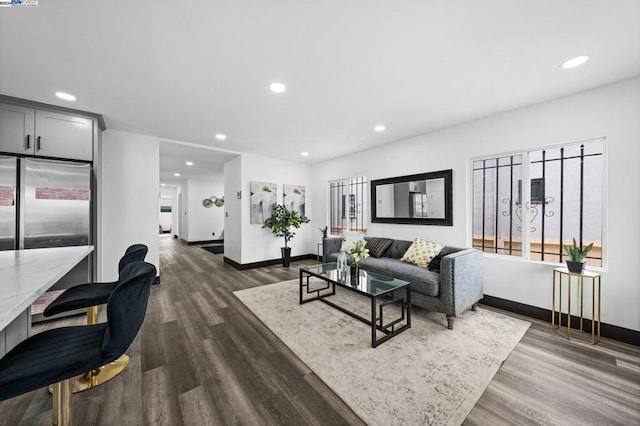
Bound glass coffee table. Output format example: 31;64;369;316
299;262;411;348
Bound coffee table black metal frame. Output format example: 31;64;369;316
299;263;411;348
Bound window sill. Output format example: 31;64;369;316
480;252;608;273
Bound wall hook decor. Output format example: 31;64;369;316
203;196;224;208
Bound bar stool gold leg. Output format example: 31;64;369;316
72;354;130;392
52;378;72;426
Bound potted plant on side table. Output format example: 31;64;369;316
263;204;310;267
564;238;594;274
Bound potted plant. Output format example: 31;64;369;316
263;204;310;267
563;238;593;274
319;226;328;240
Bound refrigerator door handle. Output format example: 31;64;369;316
36;136;42;151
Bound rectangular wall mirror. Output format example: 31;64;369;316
371;169;453;226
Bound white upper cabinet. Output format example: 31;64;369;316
0;103;93;161
0;103;35;156
34;110;93;160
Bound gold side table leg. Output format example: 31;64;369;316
552;271;556;329
567;275;573;339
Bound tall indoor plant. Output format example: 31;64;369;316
262;204;310;267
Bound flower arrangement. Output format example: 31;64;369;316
347;239;369;267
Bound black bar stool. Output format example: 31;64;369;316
0;261;157;426
43;244;148;393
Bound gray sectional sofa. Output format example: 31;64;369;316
322;236;483;329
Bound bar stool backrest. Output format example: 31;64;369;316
117;244;149;277
100;261;156;361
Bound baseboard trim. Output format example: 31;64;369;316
481;295;639;347
223;254;316;270
187;239;224;245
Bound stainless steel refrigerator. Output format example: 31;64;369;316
0;155;92;321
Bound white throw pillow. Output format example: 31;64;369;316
341;230;365;252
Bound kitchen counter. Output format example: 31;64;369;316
0;246;94;355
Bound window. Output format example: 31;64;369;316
472;138;604;267
329;176;367;235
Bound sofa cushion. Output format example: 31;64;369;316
361;257;440;297
341;231;365;252
365;238;393;258
400;238;444;268
383;239;414;259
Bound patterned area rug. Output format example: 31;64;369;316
31;290;65;315
234;279;530;426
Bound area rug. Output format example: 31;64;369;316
201;244;224;254
31;290;65;315
234;279;530;426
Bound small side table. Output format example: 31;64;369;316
552;267;601;345
316;241;323;262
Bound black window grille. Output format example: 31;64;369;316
472;138;604;267
330;177;367;235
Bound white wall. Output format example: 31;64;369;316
224;156;242;263
239;153;313;264
99;129;160;280
311;77;640;331
185;179;224;242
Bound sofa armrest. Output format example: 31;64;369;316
322;237;343;262
440;249;484;316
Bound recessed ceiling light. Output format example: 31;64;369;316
374;125;386;132
185;161;194;166
215;134;227;140
161;183;166;187
561;55;590;69
174;173;181;177
55;91;76;101
270;82;286;93
301;152;309;157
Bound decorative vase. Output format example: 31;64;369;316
350;265;359;284
566;260;585;274
337;250;348;272
281;247;291;268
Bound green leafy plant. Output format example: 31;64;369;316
262;204;310;248
347;239;369;267
564;238;594;262
319;226;328;239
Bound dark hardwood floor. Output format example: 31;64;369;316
1;236;638;425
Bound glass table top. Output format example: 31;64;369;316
301;262;410;297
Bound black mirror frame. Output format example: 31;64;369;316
370;169;453;226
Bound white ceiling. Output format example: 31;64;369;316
159;141;238;187
1;1;639;167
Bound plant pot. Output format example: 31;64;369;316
566;260;585;274
281;247;291;267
